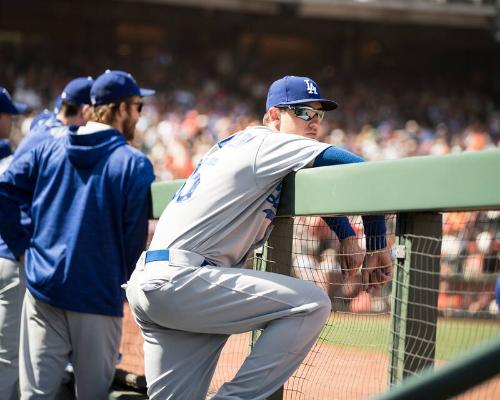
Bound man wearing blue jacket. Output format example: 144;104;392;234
0;70;155;399
14;76;94;160
0;87;29;400
0;77;93;399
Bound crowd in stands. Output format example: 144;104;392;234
2;42;499;181
7;78;500;181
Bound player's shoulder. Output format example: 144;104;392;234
115;143;153;170
244;125;274;137
117;143;148;159
217;126;272;148
29;110;54;131
12;134;66;168
33;134;68;158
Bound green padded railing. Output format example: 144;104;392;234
151;148;500;218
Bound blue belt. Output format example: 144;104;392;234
145;249;212;266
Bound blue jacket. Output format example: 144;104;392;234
0;114;64;261
0;126;155;316
14;113;64;160
0;139;11;160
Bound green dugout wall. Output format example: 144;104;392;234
152;148;500;219
150;148;500;398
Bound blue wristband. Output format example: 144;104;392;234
362;215;387;251
323;216;355;240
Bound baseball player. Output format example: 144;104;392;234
0;87;29;400
14;76;94;160
26;96;62;134
0;78;92;398
126;75;392;400
0;70;155;399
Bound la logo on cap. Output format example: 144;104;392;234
304;79;318;95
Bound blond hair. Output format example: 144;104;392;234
88;97;132;125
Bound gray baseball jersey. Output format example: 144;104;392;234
149;125;330;267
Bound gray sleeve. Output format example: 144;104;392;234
253;132;330;188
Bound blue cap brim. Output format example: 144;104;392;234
279;98;338;111
12;102;29;114
139;88;155;98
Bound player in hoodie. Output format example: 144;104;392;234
0;86;29;400
0;78;93;398
0;70;155;399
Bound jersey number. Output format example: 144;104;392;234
174;163;201;202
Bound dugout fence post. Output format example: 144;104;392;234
389;212;442;385
252;216;294;400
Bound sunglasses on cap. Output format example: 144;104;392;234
278;105;325;122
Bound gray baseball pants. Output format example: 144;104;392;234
0;257;25;400
19;291;122;400
126;250;331;400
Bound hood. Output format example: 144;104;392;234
66;127;126;168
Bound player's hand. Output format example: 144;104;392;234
338;236;364;278
361;248;392;292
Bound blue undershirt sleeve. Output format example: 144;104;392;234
312;146;365;167
313;146;387;250
322;216;355;240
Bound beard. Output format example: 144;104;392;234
122;115;136;141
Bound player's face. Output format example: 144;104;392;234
122;96;142;141
0;113;13;139
278;101;323;139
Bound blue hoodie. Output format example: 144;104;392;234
0;114;65;262
0;126;155;316
0;139;11;160
14;113;65;160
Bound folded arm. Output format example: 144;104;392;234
313;146;392;287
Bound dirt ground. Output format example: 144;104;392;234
208;333;388;399
208;333;500;400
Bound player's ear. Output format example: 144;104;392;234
118;101;128;116
269;107;281;130
269;107;279;121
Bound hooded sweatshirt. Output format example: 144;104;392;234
0;124;155;316
0;139;11;161
0;114;64;262
0;139;12;174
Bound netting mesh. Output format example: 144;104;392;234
117;211;500;399
261;215;395;400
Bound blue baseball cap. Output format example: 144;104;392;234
266;76;338;112
90;70;155;106
0;87;29;115
61;76;94;106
